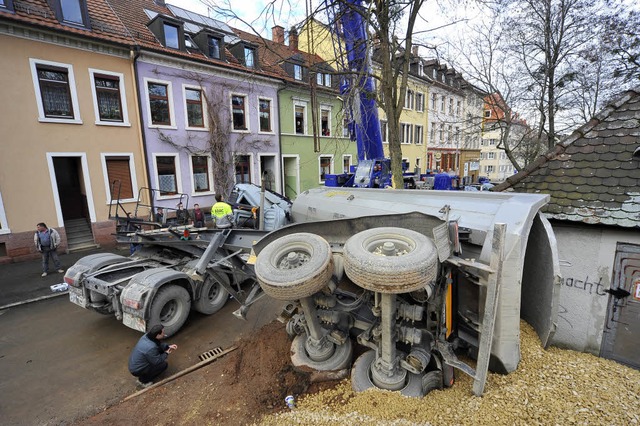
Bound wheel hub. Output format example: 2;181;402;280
304;336;335;362
370;357;407;391
278;251;310;269
373;241;409;256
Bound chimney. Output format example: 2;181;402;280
412;45;419;56
289;27;298;50
272;26;285;44
154;0;166;6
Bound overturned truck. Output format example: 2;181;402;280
66;185;560;397
252;187;560;397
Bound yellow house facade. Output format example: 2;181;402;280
0;4;146;262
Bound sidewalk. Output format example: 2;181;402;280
0;246;126;309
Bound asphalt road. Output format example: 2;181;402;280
0;291;282;425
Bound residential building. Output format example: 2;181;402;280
0;0;147;262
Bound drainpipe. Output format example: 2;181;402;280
276;85;286;195
130;46;154;211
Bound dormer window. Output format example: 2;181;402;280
418;63;424;76
50;0;91;29
316;72;331;86
244;47;255;68
208;36;221;59
0;0;15;12
294;64;303;80
148;15;185;51
164;23;180;49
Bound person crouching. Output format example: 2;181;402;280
128;324;178;388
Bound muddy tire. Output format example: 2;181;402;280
194;272;229;315
255;233;333;300
343;227;438;294
351;350;424;397
290;333;353;371
422;370;444;395
149;285;191;337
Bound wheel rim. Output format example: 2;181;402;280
160;300;179;323
277;249;311;270
205;283;220;301
365;237;415;257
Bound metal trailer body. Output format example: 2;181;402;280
65;227;271;337
286;187;561;374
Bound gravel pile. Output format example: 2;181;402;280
258;321;640;425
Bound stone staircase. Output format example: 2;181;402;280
64;218;100;252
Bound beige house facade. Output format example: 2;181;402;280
0;4;146;263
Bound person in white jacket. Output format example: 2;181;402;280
34;222;64;277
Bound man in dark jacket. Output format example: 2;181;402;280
128;324;178;387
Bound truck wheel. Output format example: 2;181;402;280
194;272;229;315
290;333;353;371
343;227;438;294
351;350;423;397
422;370;443;395
255;233;333;300
149;285;191;337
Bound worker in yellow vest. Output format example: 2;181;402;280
210;194;235;229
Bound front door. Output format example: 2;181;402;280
53;157;89;221
600;243;640;369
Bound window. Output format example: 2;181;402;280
244;47;255;68
447;125;452;144
316;73;323;86
164;23;180;49
33;63;75;120
401;123;413;144
30;59;82;123
415;125;423;145
191;155;211;192
456;100;461;116
316;72;331;87
320;108;331;136
439;123;444;143
416;92;424;112
104;155;134;200
294;64;302;80
449;98;454;114
259;98;272;132
488;152;495;159
500;152;507;160
49;0;90;28
156;155;179;196
404;89;414;109
343;155;352;173
484;109;491;118
294;104;305;134
0;0;15;12
319;156;333;183
440;96;445;112
343;117;349;138
147;81;172;126
324;73;331;87
61;0;83;25
485;165;494;173
418;63;424;76
489;138;497;145
185;87;204;128
208;36;221;59
431;93;437;110
430;122;436;144
380;120;387;143
235;155;252;183
90;71;125;124
231;94;248;130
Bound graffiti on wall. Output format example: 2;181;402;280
561;276;607;296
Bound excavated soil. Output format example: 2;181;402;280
76;320;640;426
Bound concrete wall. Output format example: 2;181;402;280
550;221;640;354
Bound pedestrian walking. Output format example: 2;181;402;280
128;324;178;388
34;222;64;277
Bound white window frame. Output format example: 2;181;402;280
293;99;307;135
230;92;250;133
144;77;176;129
152;153;183;200
415;125;423;145
416;92;424;112
294;64;302;80
234;153;254;184
320;105;332;137
100;153;138;204
257;96;275;134
431;93;437;110
404;89;414;110
89;68;130;127
0;191;10;235
342;154;353;174
29;58;82;124
380;119;388;144
318;155;334;184
488;152;495;160
401;123;412;144
188;153;215;196
182;84;208;131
